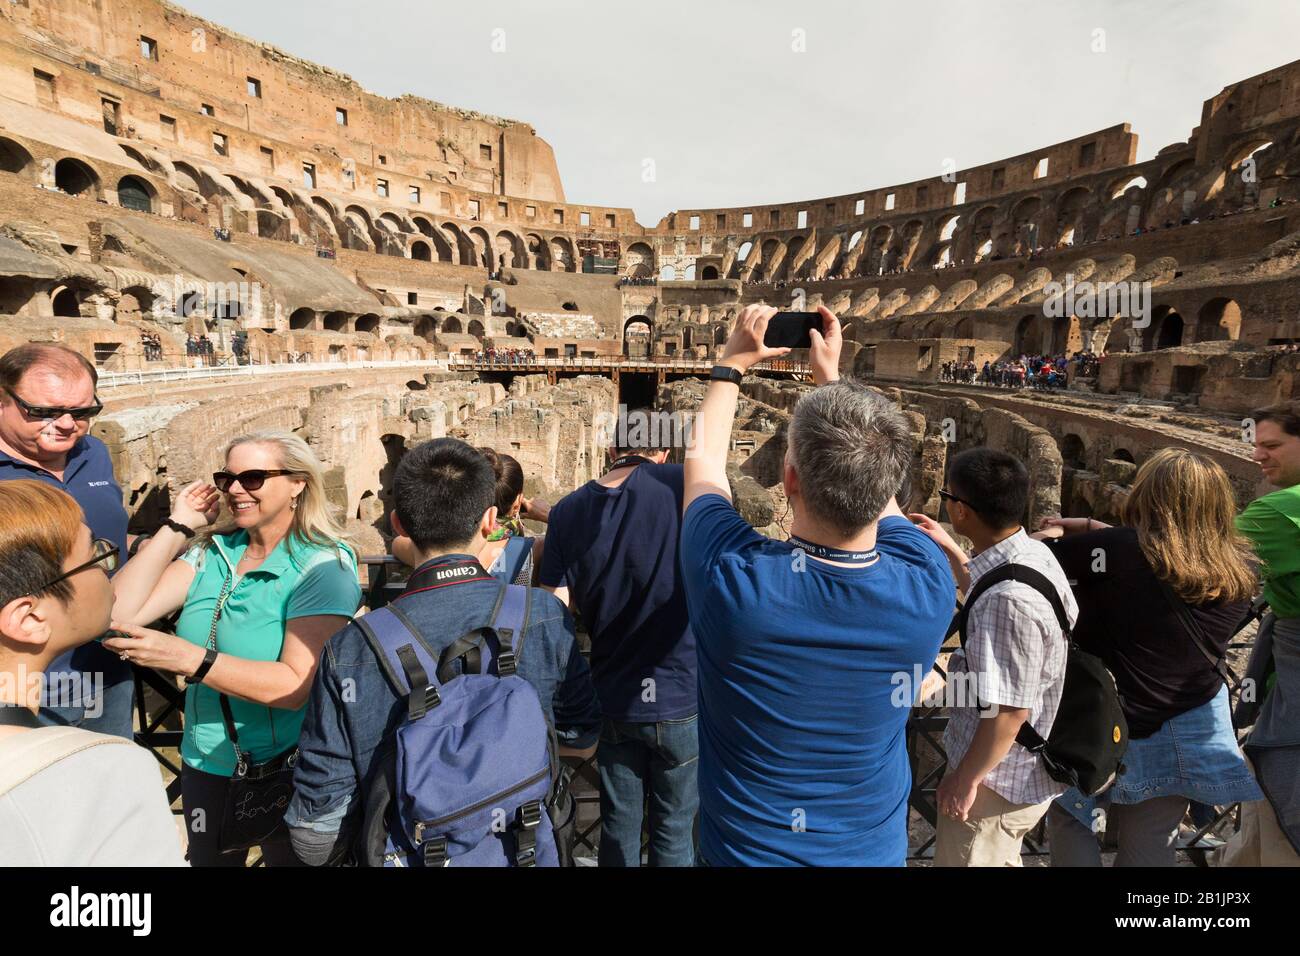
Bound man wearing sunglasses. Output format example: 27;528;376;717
0;344;133;740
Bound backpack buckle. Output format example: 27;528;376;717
496;641;517;677
408;684;440;720
518;800;542;830
422;836;449;867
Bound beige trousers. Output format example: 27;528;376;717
934;783;1055;867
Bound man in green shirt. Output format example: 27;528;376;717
1237;401;1300;618
1218;400;1300;866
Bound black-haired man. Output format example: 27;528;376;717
911;447;1077;866
286;437;601;865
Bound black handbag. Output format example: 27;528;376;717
202;569;299;854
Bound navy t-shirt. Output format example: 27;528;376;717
539;463;695;722
0;436;131;689
681;494;953;866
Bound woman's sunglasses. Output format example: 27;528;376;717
212;469;296;493
40;537;119;590
5;387;103;422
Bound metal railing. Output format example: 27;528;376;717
447;355;812;375
99;358;449;389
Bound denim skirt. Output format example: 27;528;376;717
1057;684;1263;827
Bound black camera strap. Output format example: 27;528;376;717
608;454;655;473
0;704;42;729
401;556;495;599
787;535;879;566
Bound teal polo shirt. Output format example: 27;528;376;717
176;530;361;775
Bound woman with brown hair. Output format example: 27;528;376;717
476;447;548;585
1034;447;1261;866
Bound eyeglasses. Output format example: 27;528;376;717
41;537;119;590
4;387;103;422
212;469;296;493
939;489;976;511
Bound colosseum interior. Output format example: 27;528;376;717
1;0;1296;560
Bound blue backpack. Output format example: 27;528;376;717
355;583;560;867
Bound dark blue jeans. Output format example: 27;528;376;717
597;714;699;867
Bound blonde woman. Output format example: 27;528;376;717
1033;447;1261;866
109;431;361;866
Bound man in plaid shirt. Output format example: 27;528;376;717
911;448;1077;866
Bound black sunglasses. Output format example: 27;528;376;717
4;387;103;422
939;489;976;511
41;537;119;590
212;469;296;493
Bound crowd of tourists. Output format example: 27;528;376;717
618;276;658;287
184;333;217;365
0;328;1296;869
473;347;536;365
941;354;1073;389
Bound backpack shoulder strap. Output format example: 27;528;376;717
954;562;1071;650
499;535;532;585
0;727;134;798
490;584;532;676
355;604;442;720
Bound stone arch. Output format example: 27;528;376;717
1148;305;1185;350
1059;433;1086;470
1109;174;1148;201
117;285;156;321
1010;196;1044;253
441;223;474;264
495;230;526;269
1013;314;1036;355
173;162;207;197
938;214;960;242
659;264;677;281
549;236;575;272
624;241;654;277
1195;297;1241;343
442;315;463;334
467;319;486;340
410;240;432;261
55;157;99;198
323;311;350;333
0;137;35;178
864;224;892;274
51;286;82;317
356;314;381;334
469;227;493;269
527;234;551;271
290;307;315;331
116;175;155;213
413;316;437;342
1053;186;1091;246
714;324;727;345
701;265;719;280
624;315;652;359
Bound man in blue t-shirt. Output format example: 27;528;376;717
682;305;953;866
0;344;133;739
540;415;698;866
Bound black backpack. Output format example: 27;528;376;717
952;563;1128;797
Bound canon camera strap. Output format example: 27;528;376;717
401;556;495;599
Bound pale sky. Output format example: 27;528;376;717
184;0;1300;227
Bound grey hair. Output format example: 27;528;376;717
787;380;912;530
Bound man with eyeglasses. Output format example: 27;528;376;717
0;343;133;739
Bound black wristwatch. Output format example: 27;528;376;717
186;647;218;685
709;364;744;386
162;518;196;539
